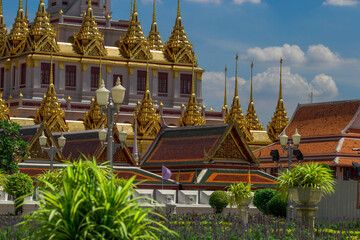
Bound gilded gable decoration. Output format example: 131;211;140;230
246;62;264;130
28;0;59;53
84;98;107;130
74;0;106;56
0;0;10;57
8;0;30;56
0;93;9;121
133;62;161;140
164;0;196;64
267;58;289;141
148;0;163;51
120;0;152;60
35;55;68;132
179;65;205;126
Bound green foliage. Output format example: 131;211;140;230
4;173;33;215
253;188;275;215
0;120;28;174
209;191;229;214
227;182;253;210
277;163;336;200
266;193;287;218
114;177;135;191
36;169;64;192
21;157;175;239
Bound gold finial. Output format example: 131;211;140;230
99;58;102;87
246;62;264;131
134;61;161;139
159;102;164;107
130;0;133;19
148;0;163;50
8;94;13;100
223;65;228;111
25;0;28;20
0;0;7;46
181;103;185;108
67;96;71;101
88;0;92;9
209;107;214;111
153;0;157;23
225;54;248;129
0;0;3;16
267;57;289;141
59;9;63;15
9;0;28;55
202;105;206;110
0;93;9;121
179;63;206;127
106;14;111;20
177;0;181;20
18;93;23;98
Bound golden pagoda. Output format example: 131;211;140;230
84;98;107;130
267;58;289;141
0;93;9;121
246;62;264;130
74;0;106;56
0;0;9;57
147;0;163;51
35;55;68;132
221;65;229;117
120;0;151;60
179;65;205;126
134;62;161;139
28;0;59;53
8;0;30;56
164;0;196;64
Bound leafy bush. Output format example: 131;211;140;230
36;169;64;192
227;182;253;210
4;173;33;215
277;163;336;200
209;191;229;214
22;157;175;239
267;193;287;218
253;188;275;215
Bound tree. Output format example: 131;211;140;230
0;120;28;174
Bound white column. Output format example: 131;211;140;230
33;62;40;90
173;73;180;98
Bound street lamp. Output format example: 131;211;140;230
280;129;302;221
39;131;66;172
96;78;127;166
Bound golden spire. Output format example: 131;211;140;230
99;58;102;87
25;0;28;21
130;0;133;20
120;0;151;60
0;93;9;121
148;0;163;50
84;98;107;130
35;54;69;132
0;0;8;57
179;64;206;126
164;0;196;64
222;65;229;115
246;62;264;130
225;54;246;127
267;58;289;141
8;0;29;55
29;0;59;53
74;0;106;56
134;61;161;139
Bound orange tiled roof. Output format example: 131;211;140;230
339;138;360;154
285;100;360;137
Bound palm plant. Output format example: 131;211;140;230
21;157;175;240
277;163;336;200
227;182;253;210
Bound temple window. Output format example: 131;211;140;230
0;68;4;91
65;65;76;90
137;70;146;93
41;63;55;88
20;63;26;88
113;74;122;86
90;67;100;91
180;73;192;94
158;72;168;96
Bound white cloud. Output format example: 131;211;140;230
323;0;358;6
310;74;338;100
243;44;354;69
233;0;261;4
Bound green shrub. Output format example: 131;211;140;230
266;193;287;218
21;157;176;239
253;188;275;215
4;173;33;215
209;191;229;214
36;169;64;192
227;182;253;210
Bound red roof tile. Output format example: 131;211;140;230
339;139;360;154
285;100;360;137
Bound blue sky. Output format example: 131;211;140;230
3;0;360;127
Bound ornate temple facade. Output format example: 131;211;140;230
0;0;204;122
